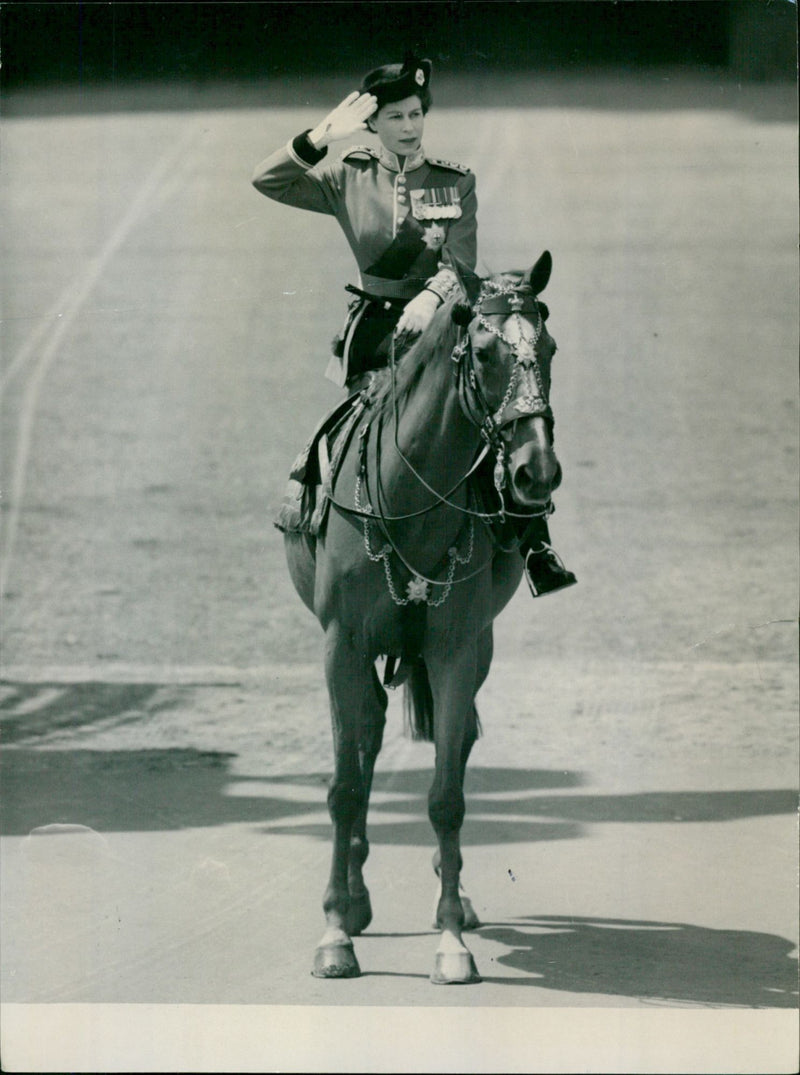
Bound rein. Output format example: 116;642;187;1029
326;280;556;602
389;282;555;523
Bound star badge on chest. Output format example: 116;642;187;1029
422;222;446;251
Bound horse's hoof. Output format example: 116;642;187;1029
430;950;482;985
312;942;361;979
345;891;373;936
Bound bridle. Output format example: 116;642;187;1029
394;278;557;521
459;284;553;444
327;280;558;603
328;281;557;525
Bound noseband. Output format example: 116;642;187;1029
451;281;554;504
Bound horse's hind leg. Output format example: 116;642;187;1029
346;665;387;936
312;624;372;979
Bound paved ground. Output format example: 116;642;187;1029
0;71;798;1072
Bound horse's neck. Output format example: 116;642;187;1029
379;347;478;508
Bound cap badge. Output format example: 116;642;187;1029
415;68;425;86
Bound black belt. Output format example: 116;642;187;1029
345;284;408;311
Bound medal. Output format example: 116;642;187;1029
411;187;462;221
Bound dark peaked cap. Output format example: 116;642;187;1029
360;55;432;109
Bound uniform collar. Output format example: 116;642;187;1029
378;144;426;173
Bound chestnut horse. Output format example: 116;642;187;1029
284;251;563;983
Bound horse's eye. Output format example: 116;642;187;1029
471;328;498;363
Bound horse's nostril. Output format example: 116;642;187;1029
511;464;552;506
509;445;561;505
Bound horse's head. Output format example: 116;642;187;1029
451;251;562;510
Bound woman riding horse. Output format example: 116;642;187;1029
251;54;574;597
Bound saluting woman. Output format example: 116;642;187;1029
252;55;574;596
252;55;473;389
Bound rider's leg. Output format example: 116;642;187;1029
343;298;406;392
518;513;577;598
474;455;576;599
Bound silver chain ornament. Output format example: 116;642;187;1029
355;474;475;607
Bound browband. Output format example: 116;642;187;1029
477;296;540;316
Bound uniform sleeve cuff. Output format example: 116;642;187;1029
289;131;328;168
425;267;460;303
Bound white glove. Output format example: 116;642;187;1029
309;92;378;149
395;290;441;341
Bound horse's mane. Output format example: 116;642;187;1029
362;294;463;415
361;270;532;416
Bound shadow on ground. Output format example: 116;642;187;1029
1;741;795;842
0;681;187;743
475;914;799;1009
261;785;798;846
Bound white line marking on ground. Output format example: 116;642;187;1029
0;125;199;598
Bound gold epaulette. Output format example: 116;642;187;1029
426;157;470;175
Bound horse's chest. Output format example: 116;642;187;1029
320;557;411;652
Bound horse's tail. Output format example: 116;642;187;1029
403;659;435;742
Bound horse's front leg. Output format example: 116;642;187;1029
426;645;482;984
345;664;387;936
431;627;493;933
313;624;371;979
431;725;481;932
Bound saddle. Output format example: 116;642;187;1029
274;391;366;536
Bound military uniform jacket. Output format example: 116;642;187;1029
253;137;477;381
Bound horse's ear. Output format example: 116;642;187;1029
443;250;482;307
528;250;552;296
461;267;482;307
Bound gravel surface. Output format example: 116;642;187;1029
1;72;797;1072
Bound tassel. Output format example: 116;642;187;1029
493;448;506;492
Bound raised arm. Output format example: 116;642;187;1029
306;91;378;152
251;92;377;214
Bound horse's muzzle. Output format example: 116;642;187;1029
508;429;562;508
